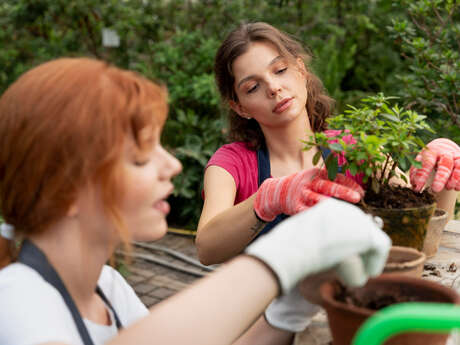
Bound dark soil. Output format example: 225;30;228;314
363;184;435;209
433;209;445;217
424;263;436;271
335;282;425;310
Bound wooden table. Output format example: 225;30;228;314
423;220;460;289
294;220;460;345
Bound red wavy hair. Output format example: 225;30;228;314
0;57;168;267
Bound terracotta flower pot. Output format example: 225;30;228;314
423;209;448;258
383;246;426;277
320;274;460;345
367;203;436;251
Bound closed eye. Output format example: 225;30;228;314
275;67;287;74
134;160;149;166
247;83;259;94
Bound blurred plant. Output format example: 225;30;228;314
1;0;454;228
388;0;460;142
145;31;225;228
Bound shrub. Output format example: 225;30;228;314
388;0;460;143
1;0;454;228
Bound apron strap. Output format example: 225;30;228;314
18;240;122;345
96;286;123;329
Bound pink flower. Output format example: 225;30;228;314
324;129;356;165
322;129;364;186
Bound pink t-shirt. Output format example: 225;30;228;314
205;139;363;205
205;142;258;204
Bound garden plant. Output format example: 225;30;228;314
304;93;436;250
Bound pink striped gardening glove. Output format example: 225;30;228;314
410;138;460;193
254;168;365;222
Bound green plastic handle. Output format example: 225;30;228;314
353;303;460;345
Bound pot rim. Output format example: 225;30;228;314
431;208;447;219
365;201;437;213
319;274;460;316
385;245;426;270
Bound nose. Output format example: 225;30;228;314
159;146;182;179
266;78;281;98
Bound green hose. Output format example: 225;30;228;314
353;303;460;345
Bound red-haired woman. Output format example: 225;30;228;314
0;57;391;345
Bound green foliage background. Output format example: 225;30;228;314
0;0;458;228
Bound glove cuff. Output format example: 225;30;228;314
253;209;268;224
264;311;313;333
254;178;280;222
264;290;320;333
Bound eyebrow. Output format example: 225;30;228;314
236;55;284;89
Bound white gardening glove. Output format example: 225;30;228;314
262;201;386;333
264;287;320;332
246;198;391;295
263;253;381;333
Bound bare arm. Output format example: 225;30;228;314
109;256;279;345
232;316;294;345
196;166;265;265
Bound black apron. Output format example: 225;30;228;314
254;145;334;239
18;239;123;345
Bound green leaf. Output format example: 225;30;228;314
312;150;322;166
399;156;409;171
326;154;339;181
400;174;408;184
381;113;400;122
349;163;358;176
330;143;344;152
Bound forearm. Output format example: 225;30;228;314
196;194;265;265
108;256;279;345
232;315;294;345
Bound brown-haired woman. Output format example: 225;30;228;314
0;57;391;345
195;22;369;343
197;22;365;265
196;21;459;342
197;20;459;264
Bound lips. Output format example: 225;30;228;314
154;200;170;215
153;186;174;215
273;97;293;114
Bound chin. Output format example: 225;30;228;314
134;222;168;242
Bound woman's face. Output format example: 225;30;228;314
119;130;182;241
230;41;308;128
77;129;182;244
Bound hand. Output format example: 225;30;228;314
254;168;365;222
264;286;320;333
246;198;391;294
410;138;460;193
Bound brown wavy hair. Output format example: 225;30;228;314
0;57;168;267
214;22;334;149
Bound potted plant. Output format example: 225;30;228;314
301;94;460;345
319;275;460;345
304;93;436;252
